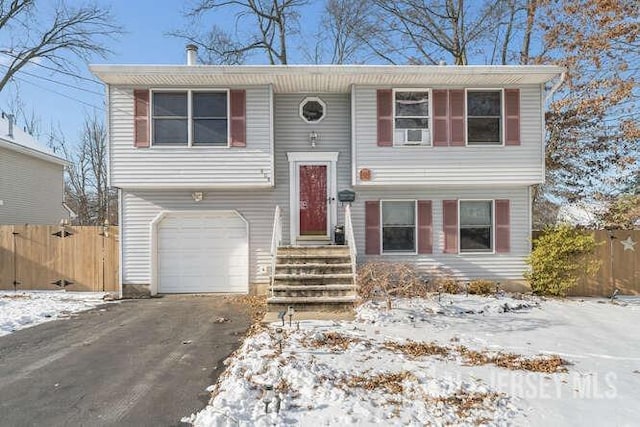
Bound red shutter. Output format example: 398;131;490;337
365;201;381;255
376;89;393;147
230;89;246;147
449;90;465;146
133;89;149;148
432;90;448;147
443;200;458;254
417;200;433;254
505;89;520;146
495;199;511;253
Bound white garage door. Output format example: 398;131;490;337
157;211;248;293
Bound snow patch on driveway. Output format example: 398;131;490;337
0;291;111;336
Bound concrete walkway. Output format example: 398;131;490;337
0;295;252;427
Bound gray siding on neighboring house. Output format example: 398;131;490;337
108;85;273;188
0;146;67;224
353;85;544;186
351;186;532;280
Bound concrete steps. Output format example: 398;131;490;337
267;245;356;313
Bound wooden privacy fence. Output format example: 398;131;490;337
0;225;118;292
572;230;640;297
534;229;640;296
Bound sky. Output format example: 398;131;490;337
0;0;332;149
0;0;312;149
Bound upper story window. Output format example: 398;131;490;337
152;90;228;146
394;90;430;146
300;97;326;123
459;200;493;252
467;90;502;145
382;200;416;253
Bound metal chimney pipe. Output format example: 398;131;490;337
186;44;198;65
7;114;14;138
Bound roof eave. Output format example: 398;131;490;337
0;138;69;166
89;64;566;88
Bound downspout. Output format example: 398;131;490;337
545;72;566;104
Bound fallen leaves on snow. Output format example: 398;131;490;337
384;339;569;373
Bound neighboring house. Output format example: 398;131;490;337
91;52;564;297
0;115;71;224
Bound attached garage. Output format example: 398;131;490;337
152;211;248;294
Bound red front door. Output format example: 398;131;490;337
299;165;327;236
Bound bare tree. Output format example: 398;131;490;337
322;0;371;64
370;0;508;65
0;1;120;93
175;0;307;65
51;114;116;225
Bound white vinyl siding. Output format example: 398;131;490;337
352;186;531;280
121;190;273;287
108;85;273;188
353;85;543;186
0;146;68;224
120;93;353;289
274;93;352;241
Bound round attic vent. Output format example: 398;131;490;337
299;97;326;123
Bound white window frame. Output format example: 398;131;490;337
458;199;495;254
150;88;231;148
392;88;432;147
299;96;326;124
465;88;505;147
380;199;418;255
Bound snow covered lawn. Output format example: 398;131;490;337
0;290;111;336
187;294;640;426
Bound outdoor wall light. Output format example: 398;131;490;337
309;130;318;148
192;192;203;202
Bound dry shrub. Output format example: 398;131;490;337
357;262;428;307
417;266;461;294
468;280;496;295
439;277;461;294
346;371;415;394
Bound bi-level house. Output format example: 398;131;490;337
91;48;564;303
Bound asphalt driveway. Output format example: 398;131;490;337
0;295;252;427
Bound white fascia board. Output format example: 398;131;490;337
89;64;567;88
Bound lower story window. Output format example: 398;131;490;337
382;201;416;252
459;200;493;252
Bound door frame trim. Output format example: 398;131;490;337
150;209;249;296
287;152;339;245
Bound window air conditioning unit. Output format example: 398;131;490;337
402;128;430;145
